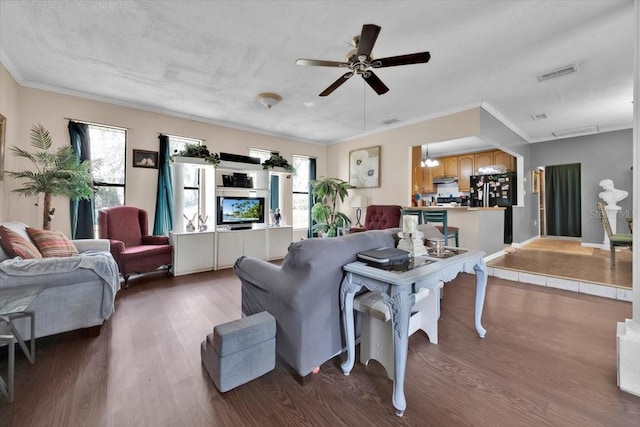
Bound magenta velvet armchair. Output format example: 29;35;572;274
98;206;172;287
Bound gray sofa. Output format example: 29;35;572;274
0;221;120;338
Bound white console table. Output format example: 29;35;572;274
340;249;487;417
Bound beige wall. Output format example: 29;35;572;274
327;108;481;221
0;64;20;221
0;63;327;235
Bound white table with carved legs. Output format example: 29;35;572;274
340;248;487;417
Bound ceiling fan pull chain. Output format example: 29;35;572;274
363;80;367;133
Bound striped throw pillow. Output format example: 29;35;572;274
26;227;78;258
0;225;43;259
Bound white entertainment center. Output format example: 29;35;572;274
169;156;292;276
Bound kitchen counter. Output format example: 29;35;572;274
419;206;506;211
403;206;505;256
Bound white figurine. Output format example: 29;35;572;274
598;179;628;208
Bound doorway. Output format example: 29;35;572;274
544;163;581;237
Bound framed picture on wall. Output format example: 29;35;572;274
133;149;158;169
531;170;540;194
349;145;380;188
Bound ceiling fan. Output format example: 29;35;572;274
296;24;431;97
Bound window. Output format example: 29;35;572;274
89;125;126;219
292;155;311;229
168;135;202;223
248;148;271;164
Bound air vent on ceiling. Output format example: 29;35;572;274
382;118;400;125
552;125;599;138
537;64;578;81
530;113;548;121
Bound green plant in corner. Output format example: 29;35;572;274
311;177;352;237
7;123;94;230
172;143;220;166
262;152;296;174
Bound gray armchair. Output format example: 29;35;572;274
234;229;398;379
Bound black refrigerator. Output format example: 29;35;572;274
469;172;517;244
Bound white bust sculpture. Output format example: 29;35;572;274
598;179;628;208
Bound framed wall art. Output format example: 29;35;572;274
531;170;540;194
349;145;380;188
133;149;158;169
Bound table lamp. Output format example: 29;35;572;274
350;196;364;227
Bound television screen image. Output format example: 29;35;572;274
218;197;265;226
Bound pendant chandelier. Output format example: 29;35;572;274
421;144;439;168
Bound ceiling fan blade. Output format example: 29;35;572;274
319;72;354;97
372;52;431;68
296;58;349;68
356;24;381;59
362;71;389;95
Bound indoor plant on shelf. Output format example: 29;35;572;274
261;152;296;174
311;177;352;237
171;143;220;166
7;123;94;230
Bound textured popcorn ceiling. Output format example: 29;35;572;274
0;1;634;149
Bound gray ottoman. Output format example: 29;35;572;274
201;311;276;392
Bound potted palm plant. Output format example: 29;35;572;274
6;124;94;229
311;177;352;237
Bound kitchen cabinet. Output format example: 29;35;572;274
411;146;424;193
422;165;435;193
474;152;493;172
441;157;458;177
457;154;474;192
493;150;516;171
411;146;515;198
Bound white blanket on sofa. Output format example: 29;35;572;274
0;251;120;318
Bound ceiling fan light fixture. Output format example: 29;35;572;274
256;92;282;109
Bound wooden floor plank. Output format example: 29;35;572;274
1;269;639;427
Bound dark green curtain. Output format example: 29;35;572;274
153;135;174;235
308;158;317;238
68;121;95;239
545;163;581;237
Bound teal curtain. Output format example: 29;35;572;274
153;135;174;235
545;163;581;237
308;158;317;238
270;175;279;211
68;121;95;239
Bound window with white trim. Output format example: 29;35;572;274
89;125;126;220
292;155;310;229
168;135;202;223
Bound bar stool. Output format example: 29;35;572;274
422;210;459;247
400;209;423;225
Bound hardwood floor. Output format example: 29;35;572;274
1;269;639;426
488;239;633;288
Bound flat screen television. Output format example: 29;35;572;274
217;196;265;228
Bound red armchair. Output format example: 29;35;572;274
351;205;402;233
98;206;172;287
